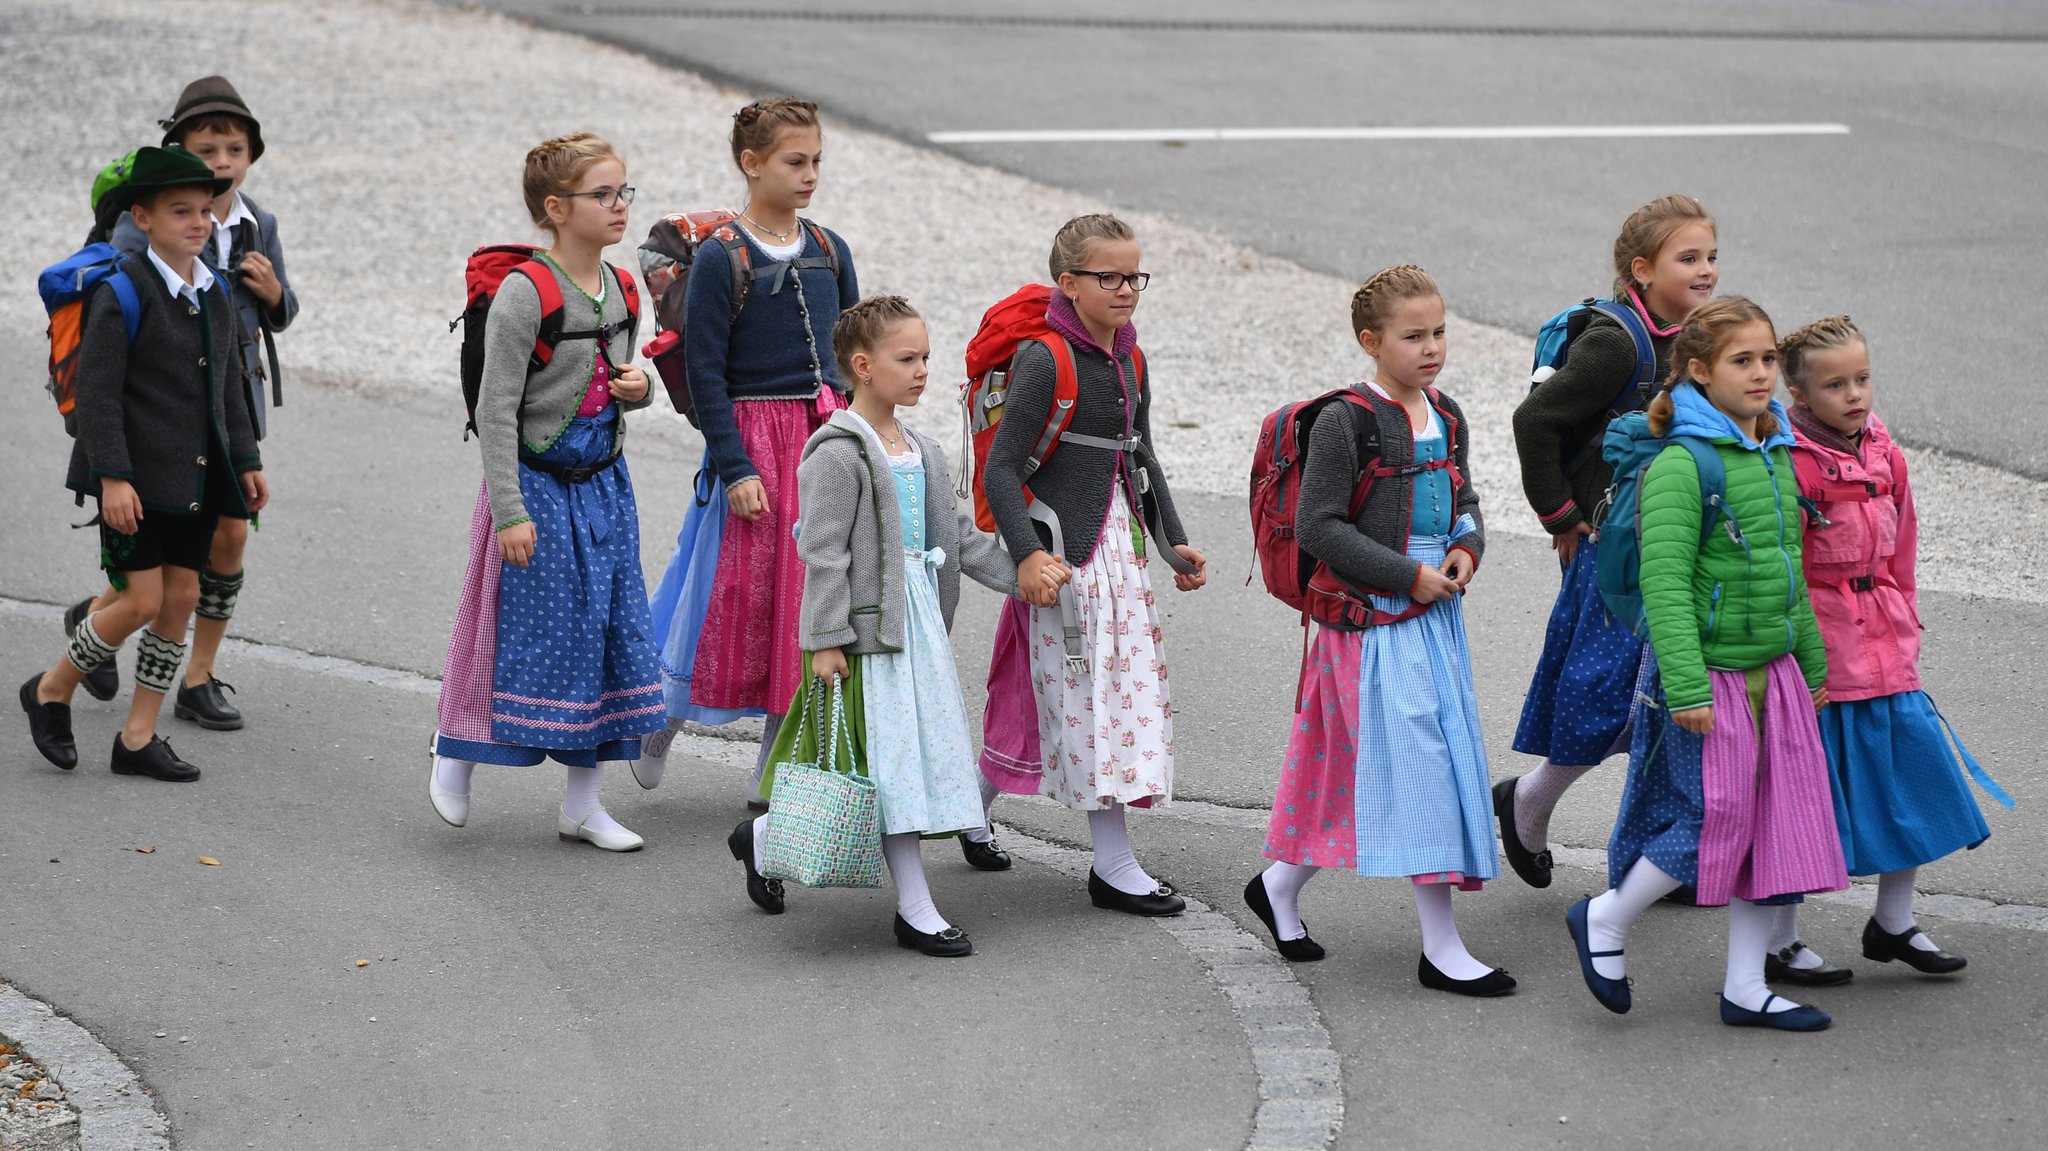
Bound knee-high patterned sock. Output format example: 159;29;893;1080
884;833;949;933
66;611;120;674
195;568;244;621
133;630;186;695
1512;759;1600;848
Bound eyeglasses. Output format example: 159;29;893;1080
1068;270;1150;292
563;186;637;208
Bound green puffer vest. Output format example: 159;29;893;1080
1637;388;1826;713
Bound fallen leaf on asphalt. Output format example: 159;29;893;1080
355;959;369;967
197;856;220;866
136;845;155;853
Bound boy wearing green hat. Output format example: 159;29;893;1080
68;75;299;731
20;145;270;782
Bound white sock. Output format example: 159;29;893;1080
751;814;769;872
884;833;950;934
1260;862;1319;941
752;712;784;783
433;756;474;796
561;765;629;836
1876;868;1939;950
1587;858;1683;981
963;777;1000;844
1727;899;1799;1013
1415;883;1493;981
1513;759;1598;848
1768;904;1827;968
1087;803;1158;895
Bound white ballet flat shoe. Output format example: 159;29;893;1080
428;754;470;828
630;751;667;790
641;726;676;761
557;808;644;852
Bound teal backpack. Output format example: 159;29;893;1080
1593;411;1729;637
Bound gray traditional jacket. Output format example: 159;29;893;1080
796;412;1017;654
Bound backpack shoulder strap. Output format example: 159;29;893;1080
1022;334;1080;476
508;260;567;369
800;219;841;278
713;224;752;324
106;269;142;344
1329;391;1383;519
1673;435;1729;545
1587;299;1657;406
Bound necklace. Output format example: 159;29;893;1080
739;210;799;243
877;419;904;449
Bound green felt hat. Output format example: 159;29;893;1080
100;145;233;213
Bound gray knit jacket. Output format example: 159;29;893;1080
476;260;648;529
67;254;261;516
981;334;1188;566
1297;386;1485;600
796;412;1018;654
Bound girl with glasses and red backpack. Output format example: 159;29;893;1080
1244;265;1511;995
642;98;859;800
428;133;664;851
973;214;1208;916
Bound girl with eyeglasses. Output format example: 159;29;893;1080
429;132;665;850
977;214;1209;917
643;98;860;799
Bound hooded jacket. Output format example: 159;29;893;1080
1787;411;1920;701
1637;383;1827;713
796;411;1018;655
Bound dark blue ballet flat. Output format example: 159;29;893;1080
1566;896;1632;1014
1719;994;1831;1032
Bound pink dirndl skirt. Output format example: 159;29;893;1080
436;482;504;753
690;391;845;714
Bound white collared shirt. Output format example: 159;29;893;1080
145;244;218;308
212;192;255;272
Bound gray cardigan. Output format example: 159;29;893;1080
67;254;261;516
981;335;1188;566
1297;386;1485;602
476;259;648;529
796;412;1018;654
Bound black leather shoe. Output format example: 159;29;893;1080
20;674;77;769
174;677;243;731
109;733;200;782
1764;941;1854;986
1418;954;1517;997
1243;874;1325;961
960;834;1012;872
63;599;118;703
894;914;973;957
727;819;785;915
1862;918;1966;974
1492;777;1553;889
1087;870;1185;917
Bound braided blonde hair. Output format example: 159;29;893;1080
1350;264;1439;337
521;131;620;231
1649;295;1779;437
832;294;922;381
1777;314;1863;391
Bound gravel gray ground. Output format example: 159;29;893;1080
6;0;2047;604
0;1029;79;1151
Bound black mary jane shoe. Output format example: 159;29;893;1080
1764;941;1855;986
174;677;244;731
63;598;119;703
1491;777;1553;890
20;674;78;770
1242;874;1325;962
1862;918;1967;974
108;733;200;782
1418;954;1517;998
960;834;1013;872
1087;870;1186;917
727;819;786;915
893;914;973;957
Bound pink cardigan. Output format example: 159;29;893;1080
1788;413;1920;702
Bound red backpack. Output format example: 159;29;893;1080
636;211;840;426
1248;385;1461;637
956;283;1145;534
453;244;640;437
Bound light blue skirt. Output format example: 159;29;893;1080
647;451;763;727
860;547;985;837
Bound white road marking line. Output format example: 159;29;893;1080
929;123;1852;144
